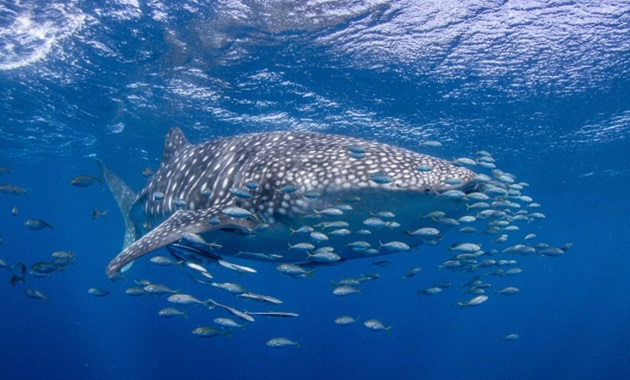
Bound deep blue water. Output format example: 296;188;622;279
1;1;630;379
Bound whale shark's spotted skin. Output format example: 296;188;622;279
102;128;478;279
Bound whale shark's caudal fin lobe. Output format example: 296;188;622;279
99;161;138;250
105;206;256;280
161;127;190;165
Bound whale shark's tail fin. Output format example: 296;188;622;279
99;161;139;251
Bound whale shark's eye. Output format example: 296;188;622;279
424;186;432;193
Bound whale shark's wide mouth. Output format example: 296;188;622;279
433;179;480;195
460;180;481;194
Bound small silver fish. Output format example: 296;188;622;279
247;311;299;318
87;288;110;297
210;282;248;294
379;241;410;252
218;259;257;273
457;295;489;308
192;326;229;338
125;287;146;296
275;264;314;278
363;217;386;229
334;315;357;325
150;256;181;266
420;140;442;148
500;333;520;341
158;307;187;319
278;183;299;193
238;180;256;191
348;241;371;251
364;319;393;334
310;231;329;243
229;186;254;199
24;289;49;301
495;287;520;295
417;287;443;296
167;293;212;307
221;206;254;218
307;251;341;263
333;285;362;296
212;301;255;322
453;157;477;166
70;175;101;187
214;317;245;329
408;227;441;238
267;337;300;348
316;208;344;217
402;267;422;279
449;242;481;253
143;284;179;295
25;219;53;231
238;292;283;304
368;171;393;185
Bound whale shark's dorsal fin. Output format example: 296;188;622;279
161;127;190;164
105;205;256;279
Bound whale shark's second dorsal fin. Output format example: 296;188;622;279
105;205;256;280
161;127;190;164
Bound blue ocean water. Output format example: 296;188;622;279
1;1;629;379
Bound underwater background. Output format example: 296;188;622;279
1;1;629;379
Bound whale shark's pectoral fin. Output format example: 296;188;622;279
105;206;255;280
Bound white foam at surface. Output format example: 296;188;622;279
0;3;86;71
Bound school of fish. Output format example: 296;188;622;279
0;134;571;346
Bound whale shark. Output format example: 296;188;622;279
102;128;479;279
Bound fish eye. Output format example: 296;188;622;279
424;186;432;193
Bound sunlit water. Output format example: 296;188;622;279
1;1;629;379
